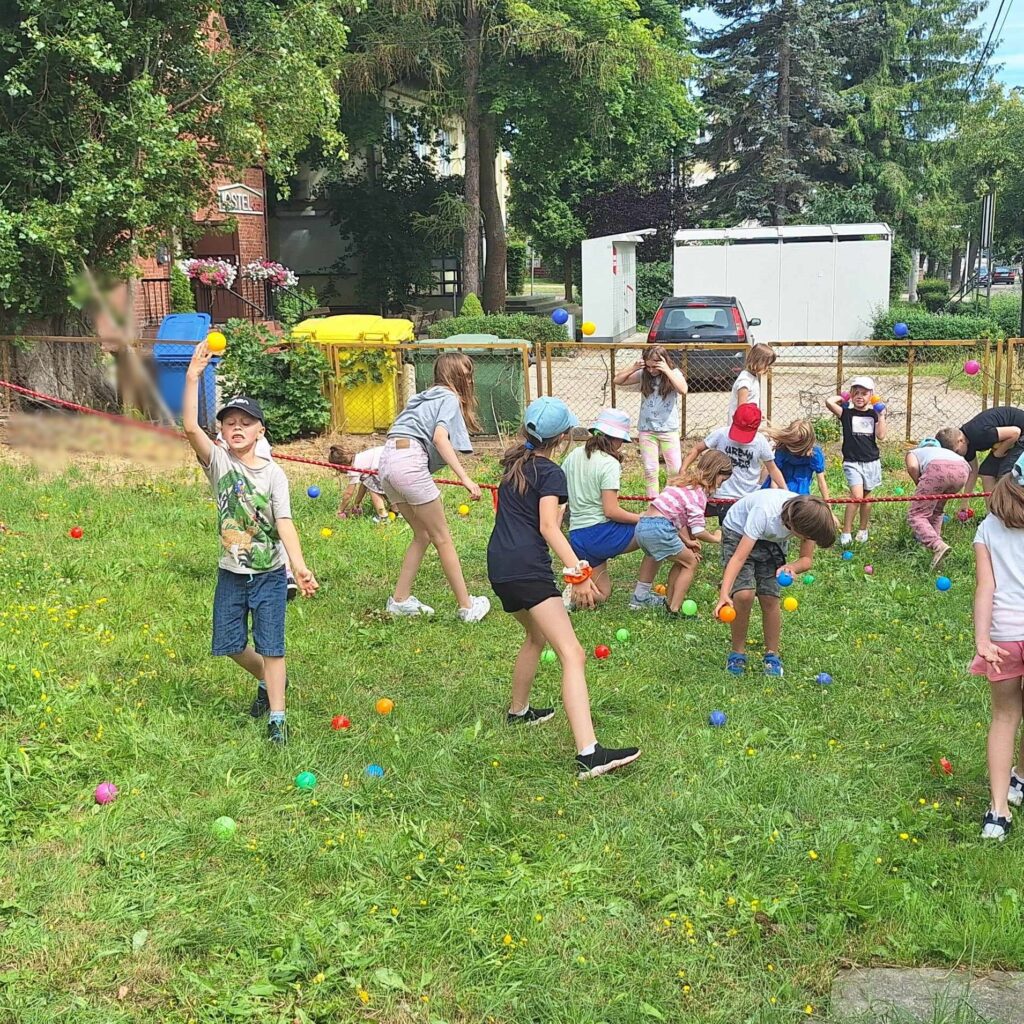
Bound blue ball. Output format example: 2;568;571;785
936;576;952;592
942;514;950;524
873;402;886;413
778;572;793;587
894;322;909;339
551;307;569;326
816;672;833;686
842;550;854;561
709;710;727;727
307;485;321;499
365;764;385;778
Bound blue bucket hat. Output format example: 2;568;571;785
524;397;578;444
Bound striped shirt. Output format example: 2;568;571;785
650;485;708;534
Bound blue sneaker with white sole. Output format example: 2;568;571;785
763;653;784;677
726;652;748;675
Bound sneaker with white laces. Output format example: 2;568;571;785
1010;768;1024;808
629;592;667;611
386;595;435;617
856;530;869;543
981;808;1012;840
576;743;641;779
840;532;852;547
457;595;491;623
507;706;555;726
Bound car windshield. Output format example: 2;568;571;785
663;306;735;334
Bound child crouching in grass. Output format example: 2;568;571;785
329;444;389;522
184;342;318;745
715;490;836;678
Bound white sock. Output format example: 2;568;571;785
634;581;653;599
509;705;529;717
578;742;596;757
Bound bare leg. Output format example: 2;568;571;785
988;676;1024;818
859;488;872;532
666;550;698;613
509;609;546;712
730;589;755;654
844;483;864;535
390;501;431;601
982;474;997;511
396;498;472;609
262;655;287;714
370;492;388;516
634;553;660;588
230;646;264;681
760;595;782;654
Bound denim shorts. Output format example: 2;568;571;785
212;567;287;657
634;515;684;561
569;521;636;566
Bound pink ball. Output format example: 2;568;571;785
964;359;981;376
864;565;874;575
956;509;970;522
841;391;850;402
94;781;118;805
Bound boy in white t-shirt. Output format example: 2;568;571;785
330;444;389;522
715;489;837;678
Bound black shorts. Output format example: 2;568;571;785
979;441;1024;479
490;577;561;613
705;500;731;522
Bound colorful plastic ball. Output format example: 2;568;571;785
783;597;799;612
893;322;909;339
816;673;833;686
802;573;815;584
320;527;333;538
942;514;950;524
654;584;667;596
581;321;597;336
375;697;394;716
873;402;886;413
615;628;630;643
69;526;84;539
841;391;850;402
709;710;727;727
864;564;874;575
541;649;557;663
894;487;905;496
682;599;698;616
936;576;952;591
842;550;854;561
966;508;976;518
551;307;569;326
939;756;954;775
964;359;981;376
718;605;737;623
365;764;385;778
94;781;118;805
294;771;317;791
206;330;227;353
331;714;350;731
594;644;611;660
957;509;970;522
307;486;321;499
871;394;882;405
211;815;237;839
778;572;793;587
458;504;470;516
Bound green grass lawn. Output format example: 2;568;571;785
1;449;1021;1024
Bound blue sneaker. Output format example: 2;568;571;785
763;653;784;677
726;652;747;675
629;592;667;611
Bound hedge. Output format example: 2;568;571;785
916;277;949;313
506;241;528;297
869;302;999;363
427;312;568;346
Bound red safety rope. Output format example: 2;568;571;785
619;491;989;505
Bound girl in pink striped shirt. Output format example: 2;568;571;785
631;450;734;615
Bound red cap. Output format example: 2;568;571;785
729;402;762;443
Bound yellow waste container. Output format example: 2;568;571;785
291;316;415;433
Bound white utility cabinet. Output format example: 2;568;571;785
582;228;656;342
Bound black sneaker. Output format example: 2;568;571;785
507;706;555;726
249;677;288;718
575;743;641;779
267;719;288;745
286;575;298;601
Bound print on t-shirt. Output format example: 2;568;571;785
214;471;278;570
723;442;755;473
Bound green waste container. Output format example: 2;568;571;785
408;334;526;434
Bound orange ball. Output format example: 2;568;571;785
654;583;667;596
718;605;737;623
375;697;394;716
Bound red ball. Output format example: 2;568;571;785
939;757;953;775
594;644;611;660
69;526;83;539
331;715;350;731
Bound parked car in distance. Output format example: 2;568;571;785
646;296;760;390
992;265;1017;285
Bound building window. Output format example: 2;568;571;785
415;255;462;297
438;130;453;176
386;110;401;141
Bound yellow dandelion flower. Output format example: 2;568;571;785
807;850;819;860
503;934;513;945
357;989;370;1004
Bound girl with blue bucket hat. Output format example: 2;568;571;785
486;397;641;778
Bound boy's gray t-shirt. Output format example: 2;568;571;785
911;446;969;473
201;445;292;573
389;385;473;473
639;388;679;432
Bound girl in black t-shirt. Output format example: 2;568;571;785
487;396;641;779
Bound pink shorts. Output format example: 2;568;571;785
969;641;1024;681
378;438;441;507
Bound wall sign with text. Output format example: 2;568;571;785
217;183;265;216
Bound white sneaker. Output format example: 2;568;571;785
856;530;869;543
840;532;852;547
457;595;491;623
1010;768;1024;808
387;595;435;617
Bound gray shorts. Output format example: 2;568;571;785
721;528;785;598
843;459;882;491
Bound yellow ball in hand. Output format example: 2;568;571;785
783;596;798;612
206;330;227;353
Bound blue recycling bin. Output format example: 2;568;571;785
153;314;218;427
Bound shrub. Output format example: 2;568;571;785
960;293;1022;337
813;415;840;444
506;241;528;297
169;264;195;313
276;287;321;331
427;312;568;346
890;238;913;301
869;302;999;363
636;261;673;325
916;277;949;313
219;319;333;442
459;293;484;317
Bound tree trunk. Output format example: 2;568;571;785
772;3;792;227
461;1;482;300
926;255;937;277
480;115;507;313
563;248;574;303
908;246;920;302
950;247;964;289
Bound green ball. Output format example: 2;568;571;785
541;649;557;663
681;599;698;616
802;573;815;584
294;771;317;791
894;487;905;496
615;628;630;643
211;815;237;840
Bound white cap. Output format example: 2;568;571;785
849;375;875;392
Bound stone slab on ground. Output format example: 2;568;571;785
831;967;1024;1022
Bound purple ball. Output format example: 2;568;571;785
94;781;119;805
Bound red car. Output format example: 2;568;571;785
992;265;1017;284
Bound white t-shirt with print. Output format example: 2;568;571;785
723;488;799;544
975;514;1024;641
705;428;774;499
728;370;761;419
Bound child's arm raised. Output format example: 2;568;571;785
433;425;481;500
824;394;845;418
658;359;688;395
183;343;214;465
539;495;598;609
875;407;888;441
714;535;756;616
974;541;1004;668
778;538;816;578
613;360;644;386
276;519;319;597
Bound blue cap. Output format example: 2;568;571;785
524;397;578;443
919;437;941;448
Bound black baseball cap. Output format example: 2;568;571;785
216;396;265;425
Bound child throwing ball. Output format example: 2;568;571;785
487;397;641;778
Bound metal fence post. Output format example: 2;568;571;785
609;345;617;407
836;343;844;394
905;345;916;442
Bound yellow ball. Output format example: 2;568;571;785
581;321;596;336
206;330;227;353
783;596;799;612
458;504;470;516
388;511;396;520
320;527;333;539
